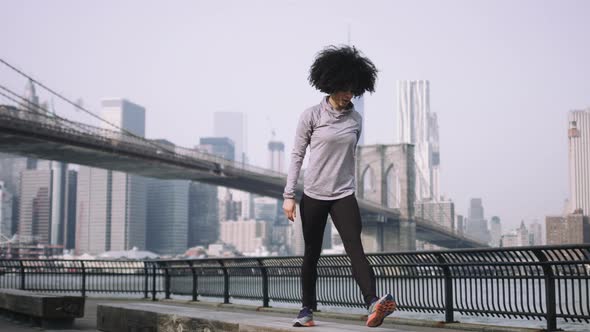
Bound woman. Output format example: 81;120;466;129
283;45;396;328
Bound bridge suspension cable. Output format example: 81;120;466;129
0;58;178;156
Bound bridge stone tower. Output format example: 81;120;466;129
356;144;416;252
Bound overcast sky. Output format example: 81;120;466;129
1;0;589;232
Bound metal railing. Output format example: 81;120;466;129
0;104;287;179
0;245;588;331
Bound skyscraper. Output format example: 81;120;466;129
466;198;490;244
546;211;590;245
188;181;219;247
568;109;590;216
50;162;67;245
268;139;285;174
18;169;52;244
396;80;440;202
489;216;502;247
63;170;77;250
76;99;148;254
199;137;235;161
529;220;543;246
214;112;246;163
146;178;190;255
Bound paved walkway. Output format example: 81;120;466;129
0;298;535;332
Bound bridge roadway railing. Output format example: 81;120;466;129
0;245;588;331
0;104;287;179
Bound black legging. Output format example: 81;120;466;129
299;193;376;309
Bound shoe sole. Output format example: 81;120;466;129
293;320;316;327
366;299;397;327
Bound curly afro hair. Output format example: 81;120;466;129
308;45;378;97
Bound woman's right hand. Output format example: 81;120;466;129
283;198;297;222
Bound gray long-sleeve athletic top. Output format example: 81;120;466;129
283;96;362;201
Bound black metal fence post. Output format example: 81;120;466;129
80;261;86;297
151;263;157;301
189;261;198;302
164;263;171;299
435;253;456;323
143;261;149;299
219;260;230;304
257;258;269;307
532;249;558;331
19;260;25;290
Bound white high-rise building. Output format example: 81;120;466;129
213;112;252;219
50;161;67;246
529;220;543;245
268;139;285;174
568;109;590;217
76;99;148;254
396;80;440;201
214;112;246;163
489;216;502;247
219;219;269;254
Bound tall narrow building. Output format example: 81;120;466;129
465;198;490;244
568;109;590;217
18;169;52;244
489;216;502;247
63;170;77;250
213;112;252;220
396;80;440;202
76;99;147;254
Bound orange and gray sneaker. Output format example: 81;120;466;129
292;306;315;327
366;294;397;327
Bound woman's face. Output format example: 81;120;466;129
330;90;354;110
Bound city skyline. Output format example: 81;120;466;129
1;1;590;231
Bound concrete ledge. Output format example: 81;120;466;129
0;289;85;328
154;299;547;332
97;302;396;332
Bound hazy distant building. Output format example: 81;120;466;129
465;198;490;244
214;112;246;163
568;109;590;217
414;200;454;230
219;219;269;254
63;170;77;250
0;181;13;239
546;212;590;245
254;196;277;222
188;181;219;247
213;112;252;220
199;137;235;161
50;162;67;246
0;153;27;195
147;178;190;255
516;221;529;246
396;80;440;202
529;220;543;245
76;99;148;254
268;140;285;174
19;169;52;244
489;216;502;247
456;215;465;235
501;231;519;247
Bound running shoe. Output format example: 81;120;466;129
366;294;397;327
292;306;315;327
